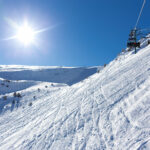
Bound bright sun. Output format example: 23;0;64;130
4;18;53;46
16;23;35;45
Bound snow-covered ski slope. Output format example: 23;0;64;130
1;44;150;149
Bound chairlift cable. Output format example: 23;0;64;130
135;0;146;29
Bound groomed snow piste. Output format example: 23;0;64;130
0;41;150;149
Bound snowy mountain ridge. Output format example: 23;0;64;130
0;66;99;86
0;41;150;149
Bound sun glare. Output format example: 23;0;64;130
16;23;35;45
4;18;54;47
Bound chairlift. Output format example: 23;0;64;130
127;28;141;53
126;0;146;53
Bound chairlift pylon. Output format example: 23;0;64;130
127;0;146;54
127;28;140;53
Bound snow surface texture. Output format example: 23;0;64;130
1;43;150;149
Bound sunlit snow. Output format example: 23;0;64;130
0;38;150;149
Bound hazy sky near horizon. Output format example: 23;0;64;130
0;0;150;66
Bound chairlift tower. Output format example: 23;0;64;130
127;28;140;54
127;0;146;54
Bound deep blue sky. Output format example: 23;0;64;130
0;0;150;66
